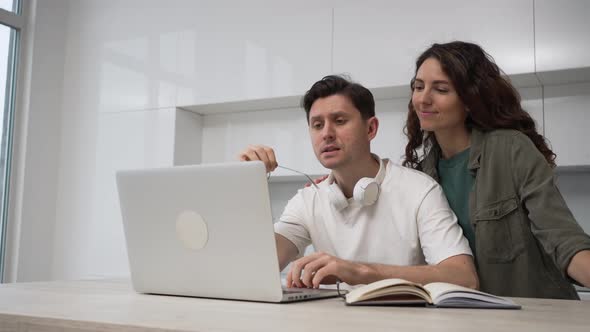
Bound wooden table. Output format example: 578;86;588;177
0;279;588;332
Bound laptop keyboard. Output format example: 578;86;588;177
282;287;334;294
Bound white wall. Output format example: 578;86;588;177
13;0;590;282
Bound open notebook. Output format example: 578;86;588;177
345;278;521;309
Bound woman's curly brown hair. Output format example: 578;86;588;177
402;41;556;169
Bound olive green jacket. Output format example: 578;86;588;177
420;129;590;299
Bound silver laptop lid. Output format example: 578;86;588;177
116;161;285;302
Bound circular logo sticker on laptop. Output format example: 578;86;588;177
176;210;208;250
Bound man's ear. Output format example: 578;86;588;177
367;116;379;141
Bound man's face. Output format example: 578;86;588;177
308;94;377;170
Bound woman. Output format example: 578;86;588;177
404;41;590;299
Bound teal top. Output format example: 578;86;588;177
437;148;476;256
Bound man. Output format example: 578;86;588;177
239;75;478;289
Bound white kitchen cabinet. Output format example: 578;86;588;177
176;7;333;106
555;171;590;234
191;85;545;176
54;108;179;280
371;98;410;163
332;0;535;89
520;87;544;135
96;109;177;171
195;97;413;175
535;0;590;79
200;107;329;176
544;83;590;166
64;1;333;113
94;108;203;183
86;108;201;275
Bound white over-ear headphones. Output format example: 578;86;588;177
325;155;387;211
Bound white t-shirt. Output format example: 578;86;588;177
274;160;472;266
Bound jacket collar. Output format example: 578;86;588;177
419;128;484;181
467;127;484;171
420;140;440;182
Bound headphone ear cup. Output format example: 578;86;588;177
326;183;348;211
353;177;380;206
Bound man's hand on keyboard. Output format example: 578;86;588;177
286;252;374;289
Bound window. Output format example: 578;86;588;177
0;0;18;14
0;0;22;281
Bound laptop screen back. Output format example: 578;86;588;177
116;161;285;302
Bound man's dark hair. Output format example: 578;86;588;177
301;75;375;122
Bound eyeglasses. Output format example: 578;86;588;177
267;165;319;189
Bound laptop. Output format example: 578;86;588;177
116;161;340;303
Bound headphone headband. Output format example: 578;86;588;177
325;154;388;211
326;154;387;185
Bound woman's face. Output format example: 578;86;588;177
411;57;467;133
